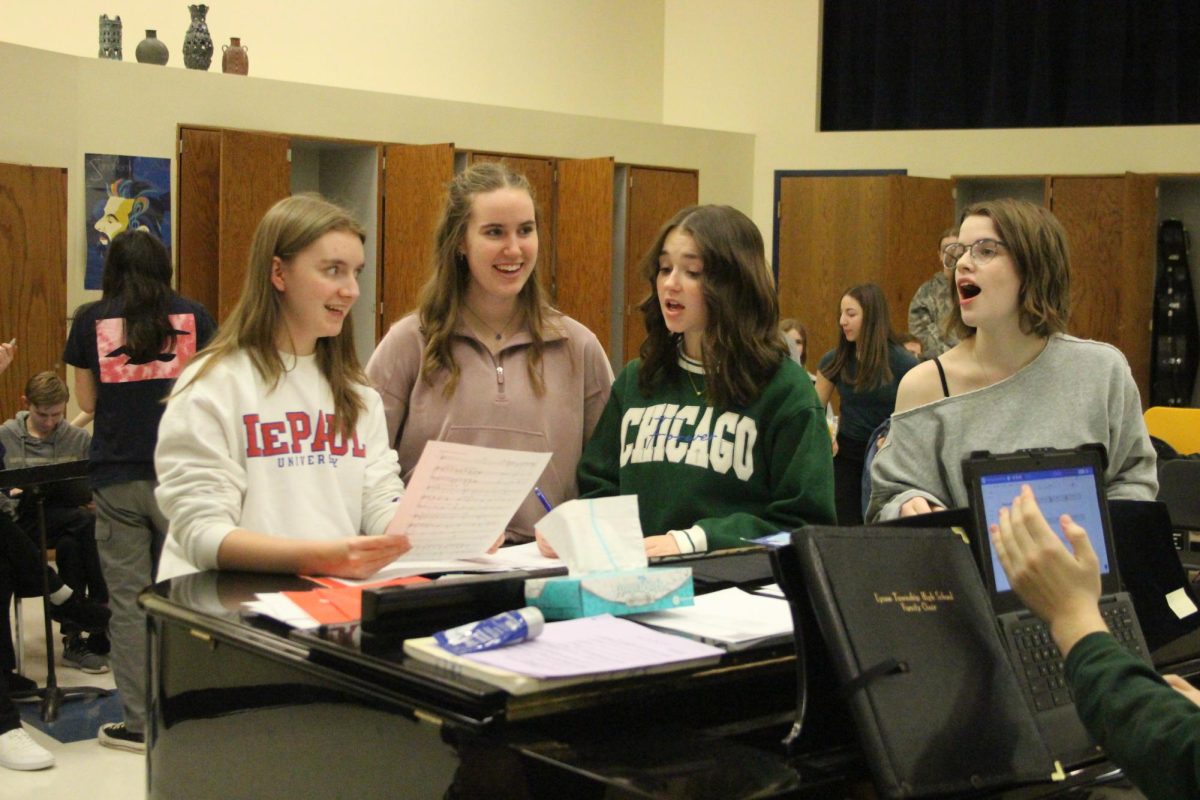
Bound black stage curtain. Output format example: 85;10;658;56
821;0;1200;130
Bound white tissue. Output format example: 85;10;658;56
536;496;646;576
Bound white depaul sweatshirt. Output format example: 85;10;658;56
154;350;404;580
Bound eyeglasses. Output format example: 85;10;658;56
942;239;1007;270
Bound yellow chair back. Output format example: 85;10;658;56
1144;406;1200;455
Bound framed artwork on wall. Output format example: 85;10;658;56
84;153;171;290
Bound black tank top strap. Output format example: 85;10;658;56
933;357;950;398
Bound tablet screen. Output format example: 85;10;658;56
978;465;1111;593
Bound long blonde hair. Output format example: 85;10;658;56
416;162;555;396
179;194;368;435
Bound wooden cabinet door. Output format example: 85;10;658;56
777;175;888;371
622;167;699;364
217;131;291;319
1050;174;1156;402
380;143;455;330
178;128;221;318
777;174;953;371
555;157;615;355
0;163;66;421
883;176;956;336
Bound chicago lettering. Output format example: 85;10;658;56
618;403;757;481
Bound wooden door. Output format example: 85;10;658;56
777;174;953;372
883;177;956;335
177;128;221;317
1050;174;1157;402
0;163;67;421
217;131;291;319
468;153;557;297
622;167;699;364
554;157;615;355
380;143;455;329
777;175;889;372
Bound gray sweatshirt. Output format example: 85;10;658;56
0;411;92;516
867;334;1158;521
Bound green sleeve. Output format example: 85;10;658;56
697;382;837;550
576;365;633;499
1066;632;1200;800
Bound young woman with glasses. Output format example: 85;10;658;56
815;282;919;525
867;198;1158;521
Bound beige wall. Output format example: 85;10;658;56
3;0;665;123
662;0;1200;241
0;41;753;317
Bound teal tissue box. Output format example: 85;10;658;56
524;567;694;620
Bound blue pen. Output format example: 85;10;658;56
533;487;553;513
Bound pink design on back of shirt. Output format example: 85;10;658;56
96;314;200;383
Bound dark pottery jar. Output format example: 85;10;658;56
183;4;213;70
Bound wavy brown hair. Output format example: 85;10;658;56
177;194;368;436
820;283;898;391
637;205;787;408
416;162;555;396
946;198;1071;341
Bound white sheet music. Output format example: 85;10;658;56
385;441;551;559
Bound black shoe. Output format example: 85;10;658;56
98;722;145;753
2;671;39;702
49;594;111;633
85;630;111;656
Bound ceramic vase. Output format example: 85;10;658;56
221;37;248;75
136;30;170;65
99;15;122;60
183;4;213;70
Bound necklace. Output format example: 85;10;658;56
685;368;704;397
463;304;519;342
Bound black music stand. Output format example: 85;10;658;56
0;460;112;722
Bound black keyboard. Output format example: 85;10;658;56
1006;598;1144;713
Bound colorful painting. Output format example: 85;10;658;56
84;153;171;290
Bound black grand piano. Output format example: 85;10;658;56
142;550;1158;799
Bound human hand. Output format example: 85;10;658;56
899;496;944;517
644;534;681;558
1164;674;1200;709
487;533;505;554
831;438;839;457
534;530;557;558
314;533;411;579
991;485;1106;654
0;339;14;375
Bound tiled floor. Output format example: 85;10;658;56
7;598;144;800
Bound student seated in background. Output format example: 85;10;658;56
567;205;835;557
154;195;411;581
0;340;55;771
0;371;109;673
994;485;1200;800
366;162;612;546
868;199;1158;522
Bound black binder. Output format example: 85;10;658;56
792;525;1055;798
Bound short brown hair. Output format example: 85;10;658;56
24;371;69;407
946;199;1070;340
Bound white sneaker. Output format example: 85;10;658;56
0;726;55;771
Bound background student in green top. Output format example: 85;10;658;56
815;282;918;525
570;204;836;557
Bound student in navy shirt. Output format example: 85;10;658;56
63;230;216;753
